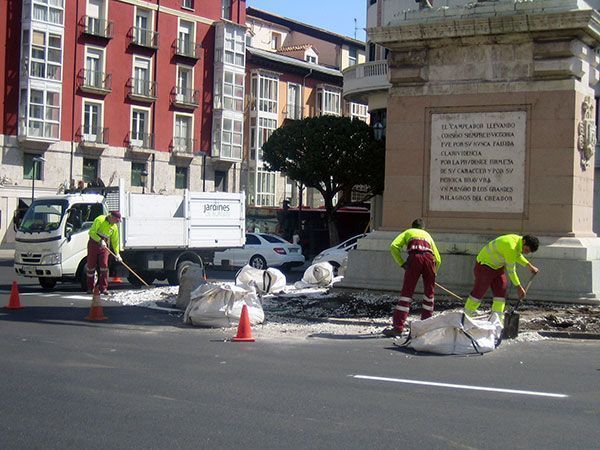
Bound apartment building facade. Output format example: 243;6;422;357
243;7;368;228
0;0;247;246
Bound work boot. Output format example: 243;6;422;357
382;327;404;338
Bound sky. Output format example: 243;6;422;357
246;0;367;41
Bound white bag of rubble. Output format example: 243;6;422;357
234;265;286;294
183;283;264;328
294;262;334;288
175;263;206;310
405;311;502;355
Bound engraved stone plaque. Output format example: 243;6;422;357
429;111;526;213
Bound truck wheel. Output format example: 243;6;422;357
169;260;200;286
39;277;57;290
249;255;267;270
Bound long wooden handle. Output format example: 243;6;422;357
435;282;464;301
106;247;149;287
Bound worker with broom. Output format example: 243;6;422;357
87;211;123;294
384;218;441;337
464;234;539;319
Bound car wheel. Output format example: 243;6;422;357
39;277;57;290
249;254;267;270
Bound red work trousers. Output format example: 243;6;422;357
392;252;436;331
87;239;109;292
470;262;507;300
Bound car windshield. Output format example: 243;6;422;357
260;234;287;244
18;199;69;233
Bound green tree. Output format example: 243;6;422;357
262;115;385;245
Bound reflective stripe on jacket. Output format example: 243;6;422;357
390;228;441;268
89;214;120;255
476;234;529;286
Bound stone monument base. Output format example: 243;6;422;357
339;231;600;305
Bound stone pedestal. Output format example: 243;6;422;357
342;0;600;303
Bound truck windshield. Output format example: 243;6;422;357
18;199;69;233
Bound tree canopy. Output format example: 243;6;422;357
261;115;385;244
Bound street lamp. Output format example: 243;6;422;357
140;168;148;194
31;156;46;202
373;122;384;141
196;150;208;192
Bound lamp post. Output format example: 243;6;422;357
197;150;207;192
140;168;148;194
31;156;46;202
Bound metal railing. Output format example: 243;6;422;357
170;86;199;107
78;69;112;92
78;127;109;145
127;78;157;100
130;26;159;49
81;16;114;39
172;137;196;154
128;132;154;149
174;38;202;59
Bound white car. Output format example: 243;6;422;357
312;234;366;272
213;233;305;270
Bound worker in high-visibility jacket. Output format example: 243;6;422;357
87;211;122;294
384;218;442;337
464;234;539;318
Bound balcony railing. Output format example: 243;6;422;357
342;60;390;101
127;132;154;150
77;127;109;147
173;38;202;59
170;86;199;109
81;16;113;39
78;69;112;94
130;27;159;49
171;137;196;155
284;104;303;120
127;78;157;102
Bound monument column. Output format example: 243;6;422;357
341;0;600;303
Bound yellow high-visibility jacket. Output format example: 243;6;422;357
390;228;441;268
89;215;120;255
477;234;529;286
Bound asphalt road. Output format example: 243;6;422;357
1;259;599;449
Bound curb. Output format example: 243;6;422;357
537;331;600;340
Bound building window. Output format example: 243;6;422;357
27;30;62;80
23;153;43;181
224;27;245;67
174;114;193;153
316;87;341;116
130;108;150;146
182;0;194;9
271;32;281;50
251;72;278;114
175;166;188;189
250;117;277;162
215;171;228;192
221;0;231;20
305;54;317;64
287;83;302;120
348;47;357;66
349;102;369;122
176;65;194;102
222;70;244;112
82;100;103;141
131;162;146;187
368;42;376;62
32;0;64;25
178;20;194;55
83;158;99;183
133;56;152;97
134;8;153;46
23;88;61;139
256;170;276;207
84;47;105;89
220;117;243;160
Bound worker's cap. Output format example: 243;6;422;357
110;211;122;222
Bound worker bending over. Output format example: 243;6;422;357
87;211;122;294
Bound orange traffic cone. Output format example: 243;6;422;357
232;304;255;342
5;281;22;310
85;287;107;321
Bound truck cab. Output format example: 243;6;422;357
14;194;106;290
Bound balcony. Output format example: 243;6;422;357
342;61;391;103
127;132;154;154
18;118;59;147
171;137;196;158
129;27;159;49
284;104;303;120
127;78;157;102
77;127;109;150
173;38;202;60
77;69;112;95
81;16;113;40
170;87;199;110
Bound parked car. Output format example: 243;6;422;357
312;234;366;273
213;233;305;270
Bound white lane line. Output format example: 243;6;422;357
352;375;568;398
64;295;92;301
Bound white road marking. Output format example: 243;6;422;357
352;375;568;398
64;295;92;301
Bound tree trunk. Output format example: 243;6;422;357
327;211;340;246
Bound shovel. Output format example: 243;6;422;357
106;247;151;288
502;272;538;339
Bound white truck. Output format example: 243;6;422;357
13;182;245;290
